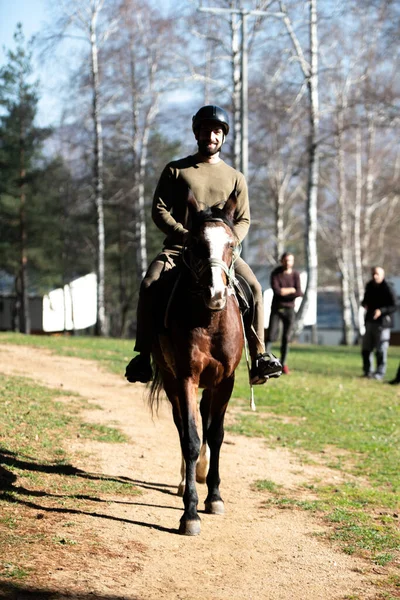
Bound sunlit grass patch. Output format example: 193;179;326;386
0;562;30;580
0;365;141;585
257;476;400;568
78;421;130;443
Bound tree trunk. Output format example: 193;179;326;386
362;113;375;269
90;8;107;336
19;101;30;334
231;10;241;172
353;127;364;336
336;107;353;345
289;0;320;340
274;174;287;261
136;111;155;281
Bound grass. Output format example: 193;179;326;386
232;343;400;491
0;332;399;593
233;342;400;582
0;341;140;584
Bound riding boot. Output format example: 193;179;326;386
243;320;282;384
125;352;152;383
250;352;282;385
126;289;153;383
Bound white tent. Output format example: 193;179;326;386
42;273;97;332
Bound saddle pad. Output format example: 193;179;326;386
234;274;254;323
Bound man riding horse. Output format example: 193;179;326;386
126;104;282;385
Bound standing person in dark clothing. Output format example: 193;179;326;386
265;252;303;374
361;266;396;380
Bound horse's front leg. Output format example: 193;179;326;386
197;390;211;484
178;400;209;495
178;454;185;497
179;378;201;535
203;376;234;515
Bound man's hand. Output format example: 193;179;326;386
280;287;296;296
373;308;382;320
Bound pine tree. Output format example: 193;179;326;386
0;23;50;332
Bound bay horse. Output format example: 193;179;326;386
149;191;244;535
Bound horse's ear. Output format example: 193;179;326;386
223;191;237;222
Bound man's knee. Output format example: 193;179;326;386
249;279;263;304
140;276;153;294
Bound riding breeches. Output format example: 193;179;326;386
134;250;179;354
232;257;265;359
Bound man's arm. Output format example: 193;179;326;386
232;173;250;244
294;271;303;298
152;165;188;243
379;282;397;317
270;270;282;297
272;272;302;298
361;281;370;308
280;287;297;296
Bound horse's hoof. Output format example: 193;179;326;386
205;500;225;515
179;519;201;536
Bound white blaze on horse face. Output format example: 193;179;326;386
204;225;232;310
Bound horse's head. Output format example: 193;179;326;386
184;191;238;311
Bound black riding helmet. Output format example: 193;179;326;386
192;105;230;136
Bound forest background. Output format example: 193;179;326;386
0;0;399;341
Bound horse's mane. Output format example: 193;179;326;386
191;205;235;235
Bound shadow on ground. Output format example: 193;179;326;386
0;582;142;599
0;447;179;534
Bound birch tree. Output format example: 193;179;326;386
98;0;185;335
251;80;307;264
334;102;353;344
43;0;118;336
279;0;320;339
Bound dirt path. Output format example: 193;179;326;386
0;344;382;599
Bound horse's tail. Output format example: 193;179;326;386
148;361;164;415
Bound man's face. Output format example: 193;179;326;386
196;121;224;157
282;254;294;270
372;268;384;284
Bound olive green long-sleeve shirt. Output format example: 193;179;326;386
152;155;250;250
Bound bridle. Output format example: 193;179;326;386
182;218;240;288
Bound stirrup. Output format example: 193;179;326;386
251;352;282;383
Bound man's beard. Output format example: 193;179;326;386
197;140;222;157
